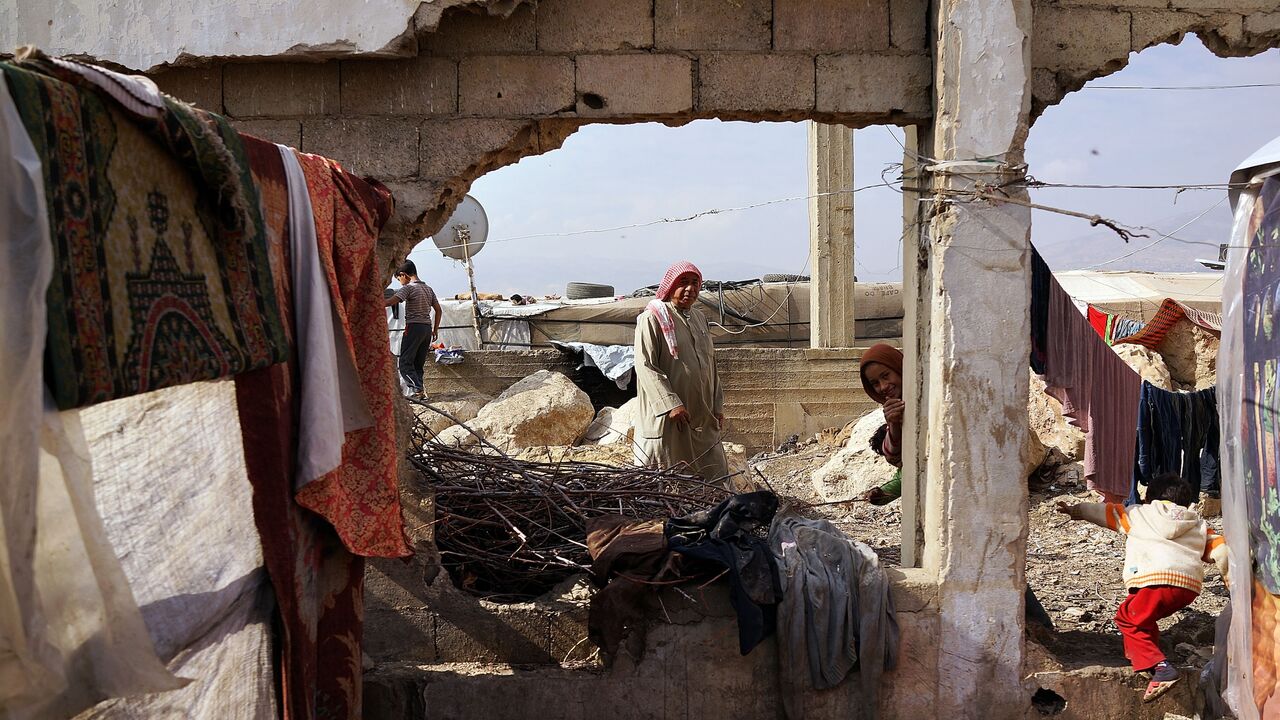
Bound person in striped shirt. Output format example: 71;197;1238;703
384;260;442;400
1057;472;1229;702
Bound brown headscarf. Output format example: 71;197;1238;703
859;343;904;404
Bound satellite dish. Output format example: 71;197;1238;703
431;195;489;261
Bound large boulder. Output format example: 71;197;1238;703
811;408;897;502
1029;371;1085;461
412;392;488;436
435;370;595;453
585;397;640;446
1157;319;1201;389
1193;327;1219;391
1113;344;1173;391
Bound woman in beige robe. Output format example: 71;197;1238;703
632;261;728;481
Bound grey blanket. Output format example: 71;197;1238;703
770;516;899;720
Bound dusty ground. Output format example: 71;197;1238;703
751;437;1226;672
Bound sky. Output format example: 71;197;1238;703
405;38;1280;299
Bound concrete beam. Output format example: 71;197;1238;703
922;0;1033;715
807;122;856;349
899;124;926;569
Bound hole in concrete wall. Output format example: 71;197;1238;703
580;92;606;110
1031;688;1066;715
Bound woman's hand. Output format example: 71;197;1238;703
714;412;726;431
668;405;691;429
860;487;893;506
882;398;906;425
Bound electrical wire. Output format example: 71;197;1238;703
1078;196;1229;269
1088;82;1280;90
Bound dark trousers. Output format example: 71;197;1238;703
398;323;432;393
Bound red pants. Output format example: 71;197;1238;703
1115;585;1199;671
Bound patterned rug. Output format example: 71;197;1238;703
2;60;286;410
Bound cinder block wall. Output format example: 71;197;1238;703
423;347;874;453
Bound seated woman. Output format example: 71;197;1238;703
857;344;905;505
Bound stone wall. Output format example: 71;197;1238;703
1031;0;1280;113
422;347;874;453
363;565;940;720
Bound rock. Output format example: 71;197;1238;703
590;397;639;446
1157;319;1200;389
1193;327;1219;390
583;406;614;442
435;370;595;453
1062;607;1088;621
1113;344;1173;391
516;443;634;466
811;408;897;502
412;392;487;436
724;442;753;492
1029;371;1085;461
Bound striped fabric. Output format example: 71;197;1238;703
1114;298;1222;349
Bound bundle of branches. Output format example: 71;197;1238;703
408;405;731;600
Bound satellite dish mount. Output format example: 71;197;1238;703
431;196;490;347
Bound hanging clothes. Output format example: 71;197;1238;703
1112;316;1145;343
584;516;686;660
1;56;288;411
1087;305;1115;344
770;516;898;720
290;151;408;559
234;134;399;720
1114;297;1222;350
1131;381;1221;503
1040;268;1142;501
1030;247;1050;374
665;491;782;655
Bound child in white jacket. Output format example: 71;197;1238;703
1058;472;1228;702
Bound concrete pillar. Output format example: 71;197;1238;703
921;0;1033;715
899;125;926;569
807;122;855;348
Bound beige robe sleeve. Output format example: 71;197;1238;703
634;311;683;418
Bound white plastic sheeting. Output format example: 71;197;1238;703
1215;135;1280;720
77;382;277;720
0;70;183;720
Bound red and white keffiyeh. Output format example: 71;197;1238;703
656;260;702;301
646;261;703;358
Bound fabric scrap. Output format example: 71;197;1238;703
76;381;276;720
278;144;371;489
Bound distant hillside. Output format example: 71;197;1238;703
1034;201;1232;273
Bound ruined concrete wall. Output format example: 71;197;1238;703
363;567;939;720
421;347;872;453
134;0;933;269
1031;0;1280;114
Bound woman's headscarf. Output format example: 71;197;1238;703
656;261;702;301
858;343;904;404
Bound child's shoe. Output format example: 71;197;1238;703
1142;661;1180;702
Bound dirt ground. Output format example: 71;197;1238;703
751;437;1227;672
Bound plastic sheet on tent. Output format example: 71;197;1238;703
1217;146;1280;720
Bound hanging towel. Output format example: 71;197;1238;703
1042;271;1142;501
278;144;372;490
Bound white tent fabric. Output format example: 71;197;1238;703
77;381;276;720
